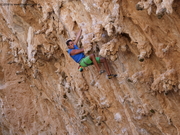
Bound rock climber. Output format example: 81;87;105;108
66;29;117;79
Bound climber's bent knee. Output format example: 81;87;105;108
89;54;95;60
100;57;106;63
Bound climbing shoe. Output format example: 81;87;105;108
99;70;105;75
108;74;117;79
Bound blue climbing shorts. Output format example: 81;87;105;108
79;56;100;67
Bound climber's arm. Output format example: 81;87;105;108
70;48;84;56
74;29;82;45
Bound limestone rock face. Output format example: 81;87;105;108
0;0;180;134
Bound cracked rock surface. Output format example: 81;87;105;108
0;0;180;134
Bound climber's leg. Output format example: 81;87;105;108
100;57;117;79
89;54;101;72
100;58;111;75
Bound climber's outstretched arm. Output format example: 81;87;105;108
74;29;82;45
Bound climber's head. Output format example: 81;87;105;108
66;40;74;49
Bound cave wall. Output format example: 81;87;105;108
0;0;180;134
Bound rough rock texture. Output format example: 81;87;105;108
0;0;180;134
